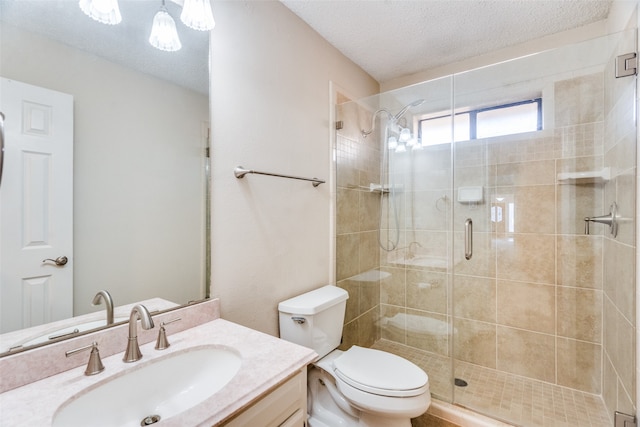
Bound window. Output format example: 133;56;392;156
418;98;542;147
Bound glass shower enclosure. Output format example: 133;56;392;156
335;29;636;426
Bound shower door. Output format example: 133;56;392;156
450;30;637;426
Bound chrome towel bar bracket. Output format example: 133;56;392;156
234;166;325;187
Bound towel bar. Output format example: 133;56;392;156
234;166;325;187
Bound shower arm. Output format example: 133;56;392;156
361;108;393;138
360;99;426;138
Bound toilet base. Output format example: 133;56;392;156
308;367;360;427
308;366;418;427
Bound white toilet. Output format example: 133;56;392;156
278;285;431;427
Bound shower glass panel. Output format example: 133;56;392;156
452;30;636;426
335;75;455;402
335;28;636;427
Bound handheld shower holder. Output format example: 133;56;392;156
584;202;618;237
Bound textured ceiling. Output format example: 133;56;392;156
1;1;614;90
281;0;613;83
0;0;209;94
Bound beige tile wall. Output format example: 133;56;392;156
336;101;382;350
363;72;609;396
448;73;607;394
336;65;636;413
602;28;637;420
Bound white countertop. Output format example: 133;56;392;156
0;318;317;426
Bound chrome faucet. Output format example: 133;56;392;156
123;304;154;363
92;290;114;325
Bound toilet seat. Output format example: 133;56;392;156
333;346;429;397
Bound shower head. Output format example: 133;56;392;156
393;99;425;121
360;99;425;138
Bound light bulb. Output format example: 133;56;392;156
399;127;411;142
181;0;215;31
149;6;182;52
388;136;398;150
79;0;121;25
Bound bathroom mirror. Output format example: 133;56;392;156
0;0;210;355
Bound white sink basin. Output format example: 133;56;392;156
52;346;242;427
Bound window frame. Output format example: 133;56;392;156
418;98;542;144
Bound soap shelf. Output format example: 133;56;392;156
557;167;610;184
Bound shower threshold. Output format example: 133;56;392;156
372;339;610;427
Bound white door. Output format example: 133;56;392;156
0;78;73;333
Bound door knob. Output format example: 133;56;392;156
42;256;68;266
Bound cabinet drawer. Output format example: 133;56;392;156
279;409;304;427
223;370;306;427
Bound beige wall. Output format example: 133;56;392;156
209;1;379;336
1;24;208;314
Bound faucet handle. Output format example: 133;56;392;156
66;342;105;376
155;318;181;350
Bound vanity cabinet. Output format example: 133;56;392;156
223;369;307;427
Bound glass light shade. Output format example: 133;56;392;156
387;136;398;150
406;136;417;147
181;0;215;31
395;143;407;153
149;7;182;52
79;0;121;25
399;127;411;142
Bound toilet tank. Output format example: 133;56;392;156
278;285;348;359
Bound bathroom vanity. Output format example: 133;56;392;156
0;299;316;426
224;371;307;426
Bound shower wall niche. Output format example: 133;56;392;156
335;30;636;427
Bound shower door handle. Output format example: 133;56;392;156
464;218;473;260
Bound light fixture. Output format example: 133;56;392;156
149;0;182;52
399;127;411;142
79;0;121;25
180;0;215;31
389;128;423;153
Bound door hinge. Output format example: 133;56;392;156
616;53;637;78
615;411;637;427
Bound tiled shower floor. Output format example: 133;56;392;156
371;340;611;427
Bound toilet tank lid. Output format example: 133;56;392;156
278;285;348;315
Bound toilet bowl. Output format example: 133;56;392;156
278;286;431;427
